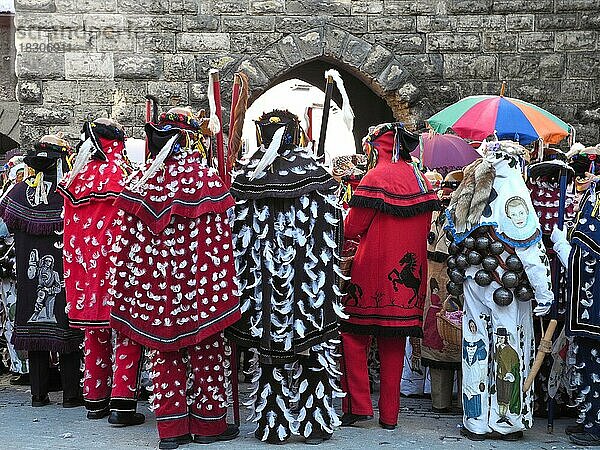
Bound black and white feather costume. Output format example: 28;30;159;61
226;110;345;443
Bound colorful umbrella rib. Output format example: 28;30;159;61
427;95;570;146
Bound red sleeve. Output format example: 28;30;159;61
344;206;377;239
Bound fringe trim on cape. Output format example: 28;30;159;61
349;195;440;218
0;208;62;235
340;322;423;338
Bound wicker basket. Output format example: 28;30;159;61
436;298;462;349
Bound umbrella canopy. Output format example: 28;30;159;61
427;95;570;146
411;133;481;176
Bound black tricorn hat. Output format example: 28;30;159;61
24;134;71;172
255;109;302;149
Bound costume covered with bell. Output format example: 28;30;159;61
0;137;83;405
340;123;439;428
226;111;345;443
109;111;240;441
445;141;554;437
58;119;144;418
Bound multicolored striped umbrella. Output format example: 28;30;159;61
427;95;570;146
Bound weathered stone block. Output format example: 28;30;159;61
114;80;148;103
369;16;415;32
43;80;78;103
0;81;17;103
138;32;176;53
21;104;73;125
556;31;597;51
15;13;83;30
579;12;600;30
14;0;56;12
65;52;114;80
360;44;393;77
492;0;552;12
15;30;48;48
295;29;324;60
416;16;457;33
323;26;347;58
377;59;408;91
556;0;600;10
195;53;242;78
420;82;462;105
570;123;599;145
79;81;117;104
98;30;135;52
578;106;600;124
275;16;324;32
505;14;534;30
73;104;111;124
222;16;275;32
211;0;247;14
189;82;206;103
543;103;577;123
567;52;600;78
342;37;371;67
560;80;593;103
351;0;383;14
255;47;288;79
169;0;209;14
55;0;116;12
116;0;169;14
329;16;367;32
500;54;539;80
427;33;480;52
518;32;554;52
447;0;492;13
483;32;517;53
457;14;506;31
229;32;281;54
16;53;64;79
16;80;43;103
250;0;284;13
112;102;143;125
539;54;565;79
83;13;127;31
397;53;443;80
444;54;497;79
277;35;303;65
47;31;96;51
237;58;269;89
182;15;219;32
373;33;425;54
126;15;182;31
178;33;230;52
536;14;577;30
19;125;50;148
163;54;196;81
48;124;80;141
510;81;561;103
114;54;162;79
148;81;189;105
381;0;418;15
286;0;351;15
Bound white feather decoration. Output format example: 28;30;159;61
249;127;286;180
325;69;354;132
207;69;221;135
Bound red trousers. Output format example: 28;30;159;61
148;333;228;439
83;328;143;413
341;332;406;426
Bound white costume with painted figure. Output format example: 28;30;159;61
445;141;553;437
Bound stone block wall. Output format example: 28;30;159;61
10;0;600;146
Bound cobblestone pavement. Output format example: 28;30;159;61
0;374;586;449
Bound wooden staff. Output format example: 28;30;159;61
316;75;334;158
225;74;241;188
210;70;225;177
523;319;557;392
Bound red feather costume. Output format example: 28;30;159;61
109;110;240;443
340;123;439;428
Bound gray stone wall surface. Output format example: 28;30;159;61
8;0;600;146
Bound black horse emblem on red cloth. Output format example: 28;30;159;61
387;252;422;304
344;282;363;307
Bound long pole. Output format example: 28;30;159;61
226;74;241;188
210;71;225;176
317;75;334;159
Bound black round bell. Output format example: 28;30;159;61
467;250;483;266
448;242;460;256
489;241;504;255
463;236;476;249
475;236;490;252
445;229;454;242
428;231;436;245
447;280;463;296
493;287;514;306
505;254;524;272
474;269;493;287
473;226;488;237
449;269;465;284
482;255;499;271
515;284;535;301
501;271;519;289
456;254;468;270
447;256;457;269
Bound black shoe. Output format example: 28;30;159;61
340;413;373;427
379;419;396;430
63;396;84;408
500;430;523;441
32;395;50;407
566;423;585;436
159;434;192;449
10;374;29;385
570;432;600;446
108;411;145;427
194;424;239;444
460;427;486;441
87;407;110;420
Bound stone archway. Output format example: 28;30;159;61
220;26;418;145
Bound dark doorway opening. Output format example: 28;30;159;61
257;58;395;152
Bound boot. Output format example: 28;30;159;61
193;424;239;444
108;411;145;426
